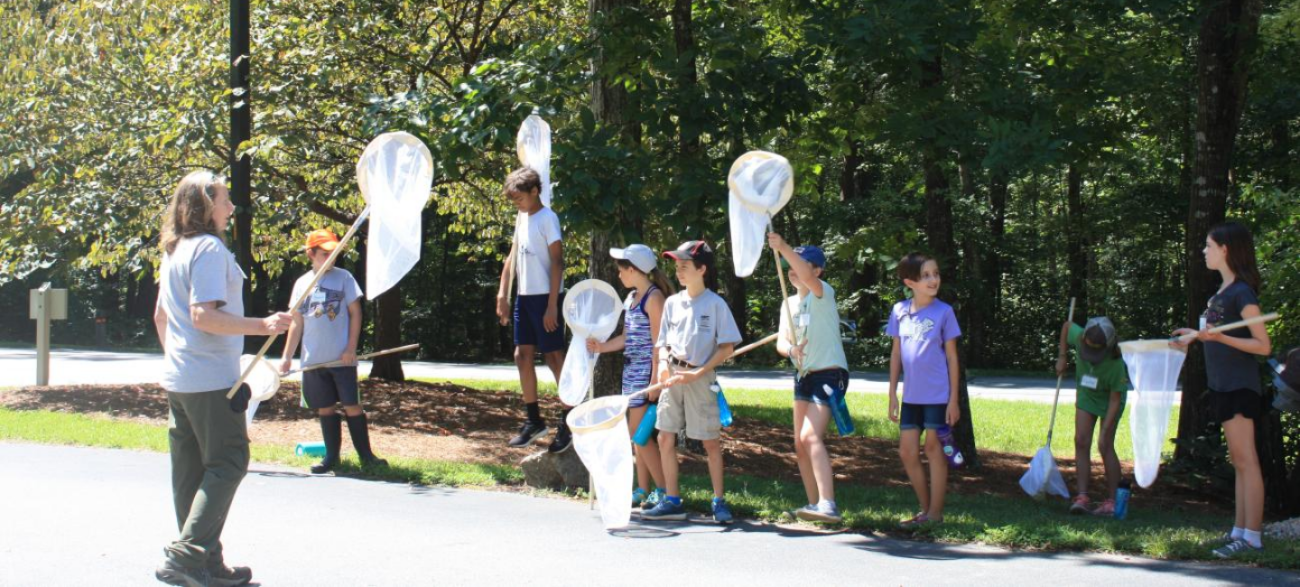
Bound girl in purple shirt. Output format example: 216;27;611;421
887;252;962;528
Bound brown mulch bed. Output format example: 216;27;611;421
0;380;1226;513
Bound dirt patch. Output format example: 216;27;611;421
0;381;1225;514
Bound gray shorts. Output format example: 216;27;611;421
655;364;720;441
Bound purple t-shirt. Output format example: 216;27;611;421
887;298;962;405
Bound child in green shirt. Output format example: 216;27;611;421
1055;316;1128;516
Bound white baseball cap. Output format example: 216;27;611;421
609;244;657;273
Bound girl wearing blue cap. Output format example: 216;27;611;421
588;244;674;510
769;233;850;524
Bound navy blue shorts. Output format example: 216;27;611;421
513;293;566;354
301;366;360;409
794;368;849;407
900;402;946;431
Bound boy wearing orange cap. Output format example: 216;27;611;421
280;228;387;473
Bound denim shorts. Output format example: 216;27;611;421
899;402;946;431
794;368;849;407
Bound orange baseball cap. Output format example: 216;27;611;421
304;228;340;251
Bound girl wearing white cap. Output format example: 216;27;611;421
588;244;674;510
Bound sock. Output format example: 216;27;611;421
1243;530;1262;548
1231;526;1245;540
525;402;541;423
665;496;682;505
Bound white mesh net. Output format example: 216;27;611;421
566;395;634;530
727;151;794;277
239;354;282;426
557;279;624;406
516;115;553;208
356;132;435;300
1120;340;1187;488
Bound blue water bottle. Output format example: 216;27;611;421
633;403;658;446
1114;479;1131;520
713;382;733;427
825;384;855;436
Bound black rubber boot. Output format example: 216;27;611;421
346;413;388;468
311;414;342;474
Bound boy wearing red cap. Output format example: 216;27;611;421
280;228;387;473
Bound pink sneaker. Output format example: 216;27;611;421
1069;494;1092;515
1091;499;1116;517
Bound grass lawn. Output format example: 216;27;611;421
4;395;1294;569
419;377;1174;461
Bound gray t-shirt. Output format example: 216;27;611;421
291;268;363;366
1202;280;1262;394
158;235;245;393
656;289;742;367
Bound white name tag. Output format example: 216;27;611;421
311;291;326;303
797;314;811;327
1081;374;1099;390
1199;316;1208;331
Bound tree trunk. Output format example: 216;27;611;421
1175;0;1262;462
986;172;1008;317
841;139;879;330
1065;163;1087;322
369;284;405;381
919;51;978;468
589;0;638;398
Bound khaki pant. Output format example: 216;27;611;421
655;364;721;440
165;389;250;568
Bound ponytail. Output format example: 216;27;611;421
649;268;676;296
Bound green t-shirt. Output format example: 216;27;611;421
778;280;849;376
1068;323;1129;395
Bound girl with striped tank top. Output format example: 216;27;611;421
588;244;674;509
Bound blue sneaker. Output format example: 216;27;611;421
632;488;649;507
641;488;665;511
712;497;733;523
643;497;687;521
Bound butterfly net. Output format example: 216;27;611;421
1119;340;1187;488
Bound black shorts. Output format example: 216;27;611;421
513;293;566;354
1209;388;1262;423
301;366;361;409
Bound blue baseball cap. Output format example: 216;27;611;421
793;245;826;268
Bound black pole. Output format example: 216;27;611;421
230;0;253;302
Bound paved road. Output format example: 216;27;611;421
3;443;1289;587
0;347;1079;404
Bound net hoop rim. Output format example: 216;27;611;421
726;150;794;216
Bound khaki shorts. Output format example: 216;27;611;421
655;364;720;441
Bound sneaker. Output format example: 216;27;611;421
207;563;252;587
1212;538;1262;559
361;455;389;469
1090;499;1116;517
632;488;649;507
712;497;733;523
1069;494;1092;515
797;502;843;524
899;512;931;529
643;498;688;521
508;420;548;448
1204;530;1236;547
547;421;572;453
155;559;212;587
641;488;665;511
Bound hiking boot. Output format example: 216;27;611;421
643;498;687;521
1069;494;1092;515
508;420;548;448
632;488;649;507
1091;499;1116;517
797;501;842;524
207;563;252;587
547;420;572;453
641;488;665;511
155;559;212;587
712;497;733;524
1212;539;1262;559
